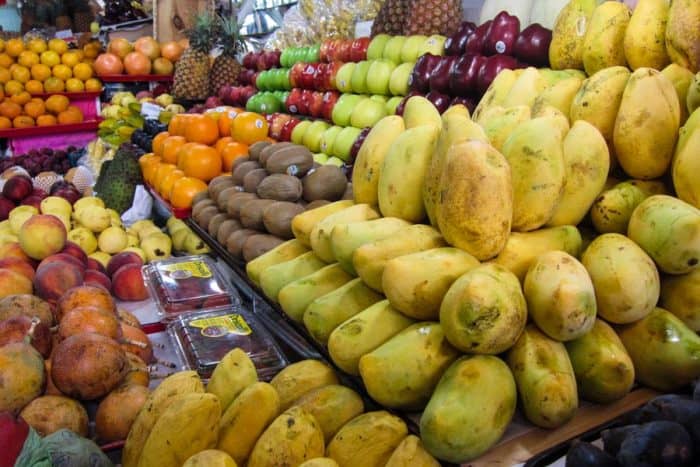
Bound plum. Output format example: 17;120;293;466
566;440;620;467
617;421;693;467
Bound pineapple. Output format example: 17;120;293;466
371;0;407;36
172;13;215;101
403;0;462;36
209;15;244;96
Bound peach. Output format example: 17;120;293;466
120;323;153;363
19;214;66;260
0;257;35;282
83;270;112;291
0;294;54;326
0;315;52;357
33;262;84;303
56;285;116;322
86;258;107;275
0;269;32;298
106;251;143;279
44;359;64;396
122;351;149;387
0;242;33;263
37;254;85;274
59;241;88;267
58;307;122;341
117;309;141;328
112;264;149;301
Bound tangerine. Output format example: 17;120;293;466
17;51;39;68
73;62;93;81
13;115;35;128
40;50;60;67
170;177;208;209
214;136;233;154
84;78;102;91
0;68;10;84
184;114;219;145
36;114;57;126
231;111;269;145
180;144;221;181
5;39;25;58
0;54;12;68
24;80;43;94
161;135;186;164
24;98;45;118
0;39;4;53
217;109;242;137
0;116;10;128
152;131;170;158
4;80;23;95
43;77;64;93
52;64;72;80
220;142;249;172
10;91;31;105
30;63;51;81
65;78;85;92
45;94;69;114
61;51;80;67
57;106;83;124
27;39;47;54
11;66;30;84
0;101;22;119
48;39;68;55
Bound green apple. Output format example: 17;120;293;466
389;62;414;96
382;36;407;64
280;49;291;68
350;61;371;94
320;126;343;154
386;96;403;115
418;34;447;56
326;156;345;167
350;99;388;129
307;44;321;63
291;120;312;145
255;71;267;91
400;35;427;63
332;126;362;161
332;94;367;126
370;95;388;104
367;34;391;60
303;121;332;153
366;60;396;96
313;153;329;164
335;63;356;93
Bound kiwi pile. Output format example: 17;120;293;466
191;141;352;263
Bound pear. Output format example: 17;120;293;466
126;233;139;247
140;233;172;262
98;227;128;254
89;251;112;268
9;206;38;234
0;232;18;245
129;219;155;236
78;206;111;233
68;227;98;254
184;232;210;255
171;228;191;251
166;217;187;234
40;196;72;217
106;209;123;227
123;246;147;262
0;220;11;234
137;225;162;242
73;196;105;212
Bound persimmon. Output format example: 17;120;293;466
220;142;249;172
138;154;161;185
214;136;233;154
152;131;170;158
153;164;177;192
159;169;184;201
184;114;219;145
231;111;269;145
176;142;200;168
170;177;208;209
161;135;186;164
180;144;221;181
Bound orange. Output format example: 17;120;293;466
27;39;47;54
159;169;185;200
12;115;35;128
170;176;208;209
161;135;187;164
45;94;69;114
139;154;162;185
57;105;83;124
220;142;249;172
0;39;4;53
84;78;102;91
176;142;199;168
4;80;23;95
5;39;25;58
83;42;101;59
231;111;269;145
0;116;10;129
61;51;80;67
214;136;233;154
65;78;84;92
52;64;72;81
24;98;45;118
48;39;68;55
153;164;177;192
30;63;51;81
24;80;43;94
180;144;222;181
152;131;170;158
72;62;93;81
17;51;39;68
167;113;184;136
36;114;57;126
40;50;60;67
10;91;31;105
0;54;12;68
43;77;64;93
217;109;242;137
184;114;219;145
0;101;22;119
11;66;30;84
0;68;10;84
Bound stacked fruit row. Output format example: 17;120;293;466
190;141;351;262
0;93;85;129
94;37;183;77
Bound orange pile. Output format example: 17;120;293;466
0;93;84;129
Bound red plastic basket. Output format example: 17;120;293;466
144;183;192;219
0;119;102;138
30;91;102;99
98;74;174;82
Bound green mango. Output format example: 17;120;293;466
259;252;326;302
278;263;353;322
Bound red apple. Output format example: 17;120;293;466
280;118;302;142
445;21;477;56
0;195;15;221
320;39;337;62
426;91;450;114
228;86;242;106
300;63;317;89
308;91;325;118
264;50;281;69
87;257;107;275
298;89;314;115
31;188;47;199
285;88;303;114
349;37;370;62
205;96;222;109
313;63;328;91
2;175;33;202
290;63;305;88
450;54;486;97
242;52;256;69
320;91;340;121
0;411;30;467
269;113;293;140
336;40;353;63
20;196;42;211
410;54;441;93
324;62;343;91
477;54;520;94
429;56;457;94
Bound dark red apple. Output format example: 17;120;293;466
336;40;352;63
228;86;243;106
205;96;222;109
290;63;305;88
349;127;372;162
242;51;256;69
300;63;317;89
2;175;33;202
484;11;520;56
514;23;553;67
451;96;478;114
20;196;42;210
324;62;343;91
409;53;441;93
219;84;233;103
445;21;476;56
286;88;304;114
256;52;268;71
429;56;457;94
477;54;520;94
0;411;30;467
321;91;340;121
87;257;107;275
313;63;328;91
349;37;370;62
49;182;81;205
395;91;423;116
31;188;47;198
450;54;486;97
280;118;302;141
264;50;281;69
426;91;450;114
465;20;493;55
241;86;257;104
308;91;325;118
0;195;15;221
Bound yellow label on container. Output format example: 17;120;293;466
160;260;212;279
190;314;252;338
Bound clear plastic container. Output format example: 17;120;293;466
168;308;288;381
142;255;240;321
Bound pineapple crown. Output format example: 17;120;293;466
216;14;245;58
186;12;217;53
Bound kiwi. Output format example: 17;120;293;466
192;198;216;219
342;182;353;200
216;186;242;211
243;168;269;193
226;229;260;259
196;205;220;230
305;200;331;210
209;179;237;202
265;146;314;177
232;161;262;185
249;141;272;161
239;199;277;230
207;175;234;197
301;165;348;202
216;219;243;245
257;174;303;202
207;213;229;238
230;156;251;174
242;234;285;262
226;192;258;219
191;191;210;206
262;202;306;239
259;142;295;166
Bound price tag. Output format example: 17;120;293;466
355;21;373;38
141;102;162;119
55;30;73;39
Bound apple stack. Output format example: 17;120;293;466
219;49;282;109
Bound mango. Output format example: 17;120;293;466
547;121;610;227
627;195;700;274
502;116;566;232
330;217;410;275
206;348;257;412
259;251;326;302
618;307;700;391
299;459;339;467
292;200;354;247
183;450;237;467
0;342;45;412
439;264;527;354
503;67;546;108
303;278;383;345
138;393;221;467
377;126;439;223
326;411;408;467
507;326;578;429
665;0;700;73
613;68;681;179
479;105;531;152
246;239;309;286
623;0;670;70
581;233;659;323
248;407;325;467
420;355;516;463
309;204;380;263
688;72;700;114
328;300;416;375
353;224;445;292
660;269;700;331
549;0;598;70
590;180;667;234
472;69;519;121
661;63;694;123
359;322;459;410
385;435;440;467
352;116;405;206
531;76;583;121
434;140;512;260
402;95;441;132
270;359;338;411
278;263;353;322
382;247;479;320
218;382;280;465
492;226;582;282
524;251;596;342
293;385;364;442
565;319;635;403
582;1;631;75
672;123;700;209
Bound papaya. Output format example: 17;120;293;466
502;67;546;108
660;269;700;331
299;459;339;467
269;359;338;411
182;450;237;467
259;252;326;302
246;239;309;286
293;385;364;442
565;319;635;403
665;0;700;73
661;63;694;124
420;355;517;463
385;435;440;467
531;76;583;121
309;204;380;263
278;263;353;322
472;69;519;121
359;322;459;410
291;200;354;247
507;325;578;429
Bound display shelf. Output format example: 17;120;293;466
30;91;102;99
99;74;174;83
0;120;102;139
99;16;153;32
144;183;192;219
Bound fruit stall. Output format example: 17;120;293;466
1;0;700;466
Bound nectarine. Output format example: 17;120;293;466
19;214;66;260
